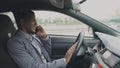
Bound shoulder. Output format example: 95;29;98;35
9;33;24;43
7;31;26;48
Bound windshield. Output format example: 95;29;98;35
80;0;120;32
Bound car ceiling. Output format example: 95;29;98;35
0;0;63;12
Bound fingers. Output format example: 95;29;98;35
36;25;47;39
67;44;76;53
65;44;76;64
36;25;44;32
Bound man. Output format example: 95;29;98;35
7;10;76;68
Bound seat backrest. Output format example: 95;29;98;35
0;14;18;68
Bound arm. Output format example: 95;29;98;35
35;25;52;56
37;35;52;56
7;39;66;68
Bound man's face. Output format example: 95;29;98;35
22;16;37;34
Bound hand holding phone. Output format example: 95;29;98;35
35;25;47;39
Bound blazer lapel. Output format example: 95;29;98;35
30;38;42;55
32;36;51;62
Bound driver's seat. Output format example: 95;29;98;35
0;14;18;68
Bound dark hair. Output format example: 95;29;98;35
14;10;35;29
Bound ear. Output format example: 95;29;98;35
20;19;26;27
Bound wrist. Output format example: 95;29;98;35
41;34;47;39
64;58;67;64
36;34;47;39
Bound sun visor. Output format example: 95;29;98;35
49;0;85;11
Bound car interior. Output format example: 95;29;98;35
0;13;97;68
0;0;120;68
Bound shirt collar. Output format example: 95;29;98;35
17;30;33;40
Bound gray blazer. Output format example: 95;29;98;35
7;30;66;68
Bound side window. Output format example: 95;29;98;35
34;11;92;36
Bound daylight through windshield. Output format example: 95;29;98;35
80;0;120;32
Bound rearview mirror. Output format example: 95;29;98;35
71;0;87;11
49;0;87;11
71;0;81;11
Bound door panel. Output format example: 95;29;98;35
50;35;76;60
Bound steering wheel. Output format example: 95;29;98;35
73;31;86;57
67;32;87;68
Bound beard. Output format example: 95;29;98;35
27;28;36;34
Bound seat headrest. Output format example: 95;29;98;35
0;14;16;40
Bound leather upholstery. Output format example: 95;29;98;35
0;14;18;68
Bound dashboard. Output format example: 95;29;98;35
93;32;120;68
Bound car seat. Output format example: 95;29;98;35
0;14;18;68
